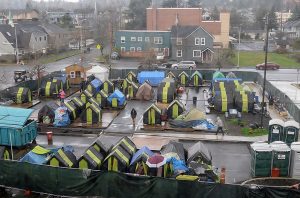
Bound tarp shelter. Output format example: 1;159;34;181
52;79;64;91
78;147;104;170
129;146;154;175
64;100;78;121
234;91;255;113
20;146;52;165
126;71;137;82
53;76;70;90
187;141;212;165
167;100;185;119
95;90;109;108
9;87;32;104
86;65;109;82
178;71;189;86
290;142;300;178
112;136;137;156
65;64;88;85
212;71;225;80
161;141;185;162
0;146;10;160
80;89;93;103
143;104;162;125
40;80;58;97
136;82;154;101
71;97;85;113
81;103;102;124
270;142;291;177
166;71;176;80
86;78;102;95
103;145;131;172
107;89;126;108
226;72;237;79
102;80;114;94
190;71;203;86
157;79;176;104
47;149;77;168
91;136;113;157
284;120;299;145
53;106;70;127
38;102;59;124
268;119;285;143
137;71;165;86
250;142;272;177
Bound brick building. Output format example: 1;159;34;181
146;8;230;48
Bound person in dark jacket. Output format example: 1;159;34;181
80;81;85;93
131;108;137;127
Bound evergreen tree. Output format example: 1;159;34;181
268;5;278;30
125;0;151;29
210;6;219;20
162;0;183;8
289;5;300;21
187;0;201;7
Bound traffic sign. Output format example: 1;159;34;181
96;44;101;50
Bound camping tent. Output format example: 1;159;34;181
53;76;70;90
86;65;109;82
81;103;102;124
91;137;113;157
86;78;102;95
234;91;255;113
137;71;165;86
102;80;114;94
47;149;77;168
143;104;162;125
167;100;185;119
10;87;32;104
0;146;11;160
226;72;237;79
38;102;59;124
123;79;139;98
214;89;233;112
40;80;58;97
190;71;203;86
169;109;209;128
161;141;186;162
112;136;137;156
64;100;78;121
136;82;154;101
53;106;71;127
95;90;109;108
129;146;154;175
107;89;126;108
187;141;212;165
86;97;100;109
71;97;85;113
157;79;176;103
102;145;131;172
80;89;93;103
126;71;137;82
78;146;104;170
52;79;64;91
178;71;189;86
166;71;176;80
20;146;52;165
212;71;225;80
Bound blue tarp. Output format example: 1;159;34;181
90;78;102;92
167;157;189;174
137;71;165;86
54;106;71;127
213;78;242;83
0;106;34;129
130;146;154;166
107;89;126;106
19;152;48;164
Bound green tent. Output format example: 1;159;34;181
212;71;225;80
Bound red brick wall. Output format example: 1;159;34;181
121;51;148;58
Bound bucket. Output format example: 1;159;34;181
271;168;280;177
46;131;53;145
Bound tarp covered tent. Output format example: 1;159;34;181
20;146;52;165
161;141;186;162
9;87;32;104
86;78;102;95
126;71;137;82
52;78;64;91
107;89;126;108
0;146;10;160
71;97;85;113
157;78;176;104
167;100;185;119
129;146;154;175
137;71;165;86
143;104;162;125
47;149;77;168
212;71;225;80
226;72;237;79
40;80;59;97
64;100;78;121
102;80;114;94
78;147;104;170
190;71;203;86
187;141;212;165
86;66;109;82
38;102;59;124
169;109;209;128
234;91;255;112
102;145;131;172
53;106;71;127
53;75;70;90
95;90;109;108
81;103;102;124
80;89;93;103
178;71;189;86
136;82;154;101
112;136;137;156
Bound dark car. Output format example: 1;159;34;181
256;62;280;70
14;70;33;82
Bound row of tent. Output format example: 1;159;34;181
4;86;32;104
40;77;70;97
20;137;218;181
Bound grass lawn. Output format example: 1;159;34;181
230;51;300;68
241;127;268;137
38;50;80;64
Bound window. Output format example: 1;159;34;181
176;38;182;45
137;47;142;51
195;38;200;45
193;50;201;57
138;37;142;42
70;71;75;78
131;37;136;41
201;38;205;45
130;47;135;52
121;47;125;52
39;37;42;42
44;36;47;41
177;50;182;57
75;71;81;78
154;37;163;44
35;37;37;41
145;37;150;42
121;36;125;43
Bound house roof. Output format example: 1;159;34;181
171;25;214;39
283;20;300;28
41;23;69;34
0;24;16;47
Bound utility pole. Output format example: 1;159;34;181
14;24;19;64
237;26;241;69
260;13;269;128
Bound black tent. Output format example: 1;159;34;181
53;76;70;90
166;71;176;80
71;97;85;113
234;91;255;113
52;78;64;91
40;80;59;97
95;90;109;108
80;89;93;103
0;146;11;160
111;136;137;156
91;137;114;157
38;102;59;124
167;100;185;119
143;104;162;125
190;71;203;87
187;142;212;165
178;71;189;86
126;71;137;82
102;145;131;172
213;89;234;112
81;103;102;124
9;87;32;104
157;79;176;104
78;147;104;170
64;100;78;121
102;80;114;94
86;97;101;109
47;149;77;168
160;141;186;162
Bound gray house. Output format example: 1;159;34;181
170;26;214;63
0;25;17;62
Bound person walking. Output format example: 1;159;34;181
59;89;66;104
216;116;225;135
80;80;84;93
131;108;137;127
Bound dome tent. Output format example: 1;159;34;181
81;103;102;124
102;145;131;172
53;106;71;127
178;71;189;86
102;80;114;94
40;80;59;97
53;76;70;90
190;71;203;86
86;78;102;95
136;82;154;101
143;104;162;125
95;90;109;108
234;91;255;113
52;78;64;91
226;72;237;79
213;89;233;112
107;89;126;108
78;146;104;170
212;71;225;80
38;102;59;124
47;149;77;168
9;87;32;104
86;65;109;82
80;89;93;103
167;100;185;119
129;146;154;175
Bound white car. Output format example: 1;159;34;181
171;61;197;69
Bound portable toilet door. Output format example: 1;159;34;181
290;142;300;178
271;142;291;177
284;120;299;145
268;119;285;143
250;142;272;177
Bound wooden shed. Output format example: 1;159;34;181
65;64;90;85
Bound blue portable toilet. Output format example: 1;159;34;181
107;89;126;108
86;78;102;95
137;71;165;86
268;119;285;143
54;106;71;127
0;106;37;147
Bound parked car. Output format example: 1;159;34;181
14;70;33;82
256;62;280;70
171;61;197;69
158;61;177;69
111;52;120;60
156;53;165;61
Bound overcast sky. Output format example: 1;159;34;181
33;0;79;2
